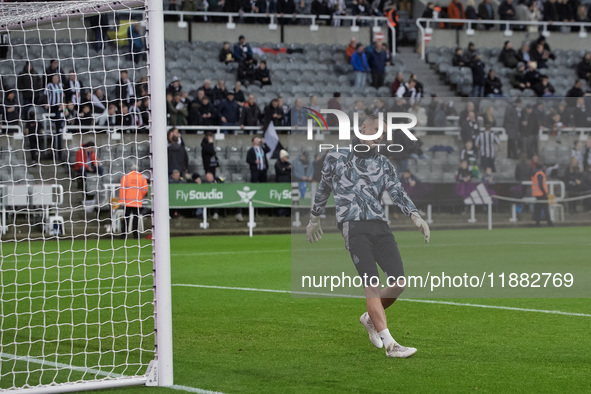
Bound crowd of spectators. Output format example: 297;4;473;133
447;36;591;99
424;0;591;30
1;61;150;164
164;0;403;25
164;0;591;30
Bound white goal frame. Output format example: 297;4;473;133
0;0;173;391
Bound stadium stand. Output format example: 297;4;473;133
1;2;591;233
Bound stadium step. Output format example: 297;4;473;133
395;48;457;97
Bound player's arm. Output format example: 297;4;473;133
310;154;334;217
307;155;334;243
384;159;430;243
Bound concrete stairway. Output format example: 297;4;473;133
395;47;457;97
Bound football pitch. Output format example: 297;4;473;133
2;227;591;393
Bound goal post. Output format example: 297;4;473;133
0;0;172;391
146;0;174;388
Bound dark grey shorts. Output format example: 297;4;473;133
339;220;405;281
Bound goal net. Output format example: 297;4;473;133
0;0;171;391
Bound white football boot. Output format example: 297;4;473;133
360;312;383;349
385;341;417;358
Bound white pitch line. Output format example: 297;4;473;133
0;352;226;394
2;240;588;263
172;283;591;318
169;384;226;394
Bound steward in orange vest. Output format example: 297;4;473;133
119;167;148;239
120;168;148;208
531;164;553;227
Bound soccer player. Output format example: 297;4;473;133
306;114;430;358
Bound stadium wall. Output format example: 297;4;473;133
190;23;378;46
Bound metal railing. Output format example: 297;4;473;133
172;124;508;139
162;10;396;53
538;126;591;141
416;17;591;60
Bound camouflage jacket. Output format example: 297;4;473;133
311;148;417;223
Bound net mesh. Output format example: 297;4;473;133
0;0;155;390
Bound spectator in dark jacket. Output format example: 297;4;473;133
217;91;240;129
367;42;387;88
571;97;590;127
460;111;480;143
422;2;436;17
45;59;65;87
17;62;42;107
187;89;205;126
200;79;214;102
498;41;519;68
557;0;574;23
241;94;262;129
352;0;371;19
201;132;219;175
233;35;252;61
521;104;539;157
237;55;256;85
511;62;527;90
471;54;486;97
2;90;20;126
456;160;473;182
460;140;479;166
254;60;272;86
218;42;235;64
543;0;561;30
276;0;296;24
466;0;478;20
326;92;342;127
523;61;541;88
256;0;277;19
484;69;504;97
212;79;228;105
198;96;217;126
452;47;470;67
529;42;550;68
275;149;292;182
515;152;532;181
478;0;495;29
566;79;585;98
498;0;516;29
263;98;282;129
166;76;182;96
503;98;522;159
233;81;246;106
167;135;190;176
533;75;555;97
246;136;270;182
577;52;591;83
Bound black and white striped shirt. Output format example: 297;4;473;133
129;104;143;127
118;79;135;104
475;131;500;159
66;79;81;104
45;82;64;106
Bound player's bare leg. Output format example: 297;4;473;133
361;284;416;358
360;286;387;348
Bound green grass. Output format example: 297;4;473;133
2;228;591;393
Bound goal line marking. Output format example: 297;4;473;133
172;284;591;318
